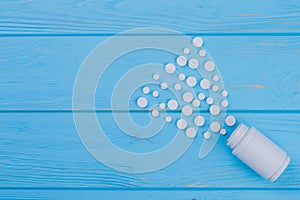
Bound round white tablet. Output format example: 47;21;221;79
197;93;205;100
213;75;220;82
153;73;160;80
200;79;211;90
167;99;179;110
182;105;193;116
206;97;213;105
176;56;187;66
152;90;159;97
177;119;187;130
186;127;197;138
199;49;206;57
165;116;172;123
192;99;200;107
225;115;236;127
174;83;182;91
203;132;211;140
204;61;215;72
165;63;176;74
151;109;159;117
160;82;168;90
183;48;190;54
159;103;166;109
188;58;199;69
178;73;186;81
222;90;228;97
210;105;220;115
212;85;219;92
142;86;150;94
194;116;205;127
183;92;193;103
221;100;229;107
137;97;148;108
210;122;221;132
186;76;197;87
220;129;227;135
192;37;203;47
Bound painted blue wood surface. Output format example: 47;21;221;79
1;0;300;199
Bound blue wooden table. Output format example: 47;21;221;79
1;0;300;199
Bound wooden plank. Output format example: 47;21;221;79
1;189;300;200
0;0;300;35
0;112;299;188
1;36;300;110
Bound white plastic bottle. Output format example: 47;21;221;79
227;123;290;182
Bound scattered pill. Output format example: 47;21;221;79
221;100;229;107
204;61;215;72
177;119;188;129
212;85;219;92
225;115;236;127
178;73;186;81
186;76;197;87
159;103;166;109
210;122;221;132
220;129;227;135
142;86;150;94
165;63;176;74
206;97;213;105
192;37;203;47
165;116;172;123
174;83;182;91
222;90;228;97
152;109;159;117
192;99;200;107
197;93;205;100
210;105;220;115
153;73;160;80
203;132;211;140
186;127;197;138
199;49;206;57
152;90;159;97
160;82;168;90
183;92;194;103
194;116;205;127
182;105;193;116
213;75;220;82
177;56;187;66
188;58;199;69
137;97;148;108
183;48;190;54
200;79;211;89
167;99;179;110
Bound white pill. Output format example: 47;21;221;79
204;61;215;72
225;115;236;127
194;116;205;127
199;49;206;57
213;75;220;82
186;76;197;87
142;87;150;94
182;105;193;116
152;109;159;117
192;99;200;107
137;97;148;108
197;93;205;100
203;132;211;140
210;122;221;132
183;48;190;54
159;103;166;109
222;90;228;97
165;63;176;74
212;85;219;92
209;105;220;115
200;79;211;90
192;37;203;47
183;92;194;103
165;116;172;123
220;129;227;135
177;119;188;129
188;58;199;69
186;127;197;138
206;97;213;105
176;56;187;66
160;82;168;90
167;99;179;110
153;73;160;80
174;83;182;91
152;90;159;97
178;73;186;81
221;100;229;107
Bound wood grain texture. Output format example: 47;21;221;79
1;36;300;110
0;0;300;35
0;113;299;188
